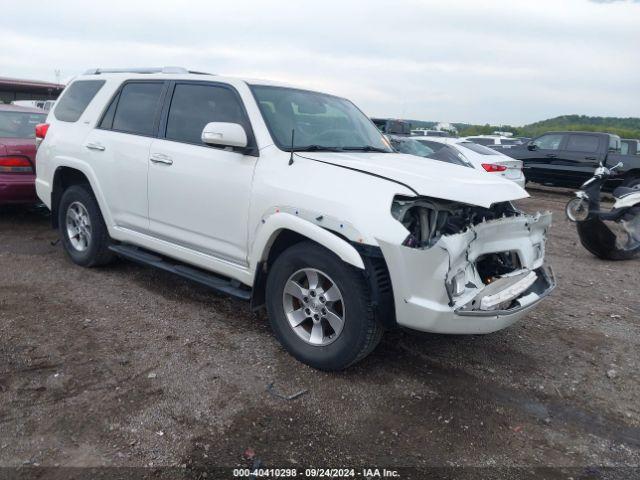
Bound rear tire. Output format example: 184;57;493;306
58;184;115;267
265;242;383;370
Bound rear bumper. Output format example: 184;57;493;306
0;174;38;205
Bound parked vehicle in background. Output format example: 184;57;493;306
0;104;47;205
409;136;526;188
411;129;451;137
35;67;555;370
371;118;412;135
621;139;639;156
566;161;640;260
12;100;56;112
463;135;524;150
504;131;640;190
386;135;474;168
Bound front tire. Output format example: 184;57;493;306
266;242;383;370
58;185;115;267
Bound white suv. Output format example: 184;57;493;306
35;67;555;370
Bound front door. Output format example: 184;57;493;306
522;133;569;186
147;82;258;265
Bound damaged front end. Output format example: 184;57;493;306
382;196;555;333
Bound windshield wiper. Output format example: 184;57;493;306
342;145;390;153
292;145;344;152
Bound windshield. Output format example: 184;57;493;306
0;111;47;138
251;85;392;152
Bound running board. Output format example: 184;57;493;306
108;244;251;301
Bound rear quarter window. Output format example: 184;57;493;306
459;142;499;155
54;80;105;122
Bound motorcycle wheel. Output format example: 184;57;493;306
565;198;589;222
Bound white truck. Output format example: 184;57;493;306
35;67;555;370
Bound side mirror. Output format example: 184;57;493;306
527;142;538;151
201;122;248;148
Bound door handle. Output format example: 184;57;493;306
150;153;173;165
85;142;105;151
545;154;557;158
585;156;597;161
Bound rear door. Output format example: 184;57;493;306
147;81;258;265
84;80;167;233
560;133;603;185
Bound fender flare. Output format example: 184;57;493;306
51;160;115;231
250;212;365;270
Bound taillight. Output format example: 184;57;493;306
0;156;34;174
482;163;507;172
35;123;49;139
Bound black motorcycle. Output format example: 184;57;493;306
566;162;640;260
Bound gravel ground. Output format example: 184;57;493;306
0;188;639;476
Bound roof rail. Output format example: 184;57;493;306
83;67;213;75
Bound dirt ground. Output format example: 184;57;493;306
1;188;639;477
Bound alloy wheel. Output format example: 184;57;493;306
282;268;345;346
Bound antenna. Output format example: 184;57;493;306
288;129;295;166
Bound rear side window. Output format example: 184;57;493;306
54;80;105;122
533;134;564;150
112;82;164;136
389;137;435;157
165;83;246;145
416;139;446;152
621;142;629;155
459;142;499;155
566;134;599;153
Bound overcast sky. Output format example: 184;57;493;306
3;0;639;125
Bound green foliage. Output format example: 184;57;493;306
454;115;640;139
520;115;640;139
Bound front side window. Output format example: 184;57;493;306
566;134;599;153
112;82;164;136
54;80;105;122
0;111;47;138
533;134;564;150
608;135;621;152
165;84;245;145
251;85;392;152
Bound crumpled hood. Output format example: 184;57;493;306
300;151;529;208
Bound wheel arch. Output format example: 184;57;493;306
249;217;397;328
51;166;92;229
622;169;640;187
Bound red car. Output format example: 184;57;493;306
0;104;48;205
